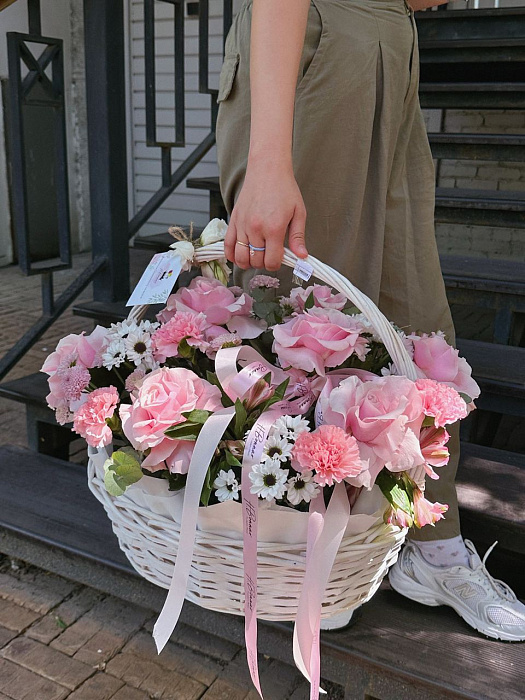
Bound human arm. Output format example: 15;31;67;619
224;0;311;271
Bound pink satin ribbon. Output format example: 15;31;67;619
152;345;342;700
293;482;350;699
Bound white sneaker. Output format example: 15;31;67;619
389;539;525;642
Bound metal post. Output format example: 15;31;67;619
83;0;130;302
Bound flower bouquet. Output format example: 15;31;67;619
41;219;479;698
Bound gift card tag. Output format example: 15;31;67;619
292;258;313;284
126;252;182;307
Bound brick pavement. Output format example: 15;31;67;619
0;557;344;700
0;250;153;449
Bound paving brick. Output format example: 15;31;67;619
105;651;206;699
111;687;151;700
122;629;221;686
51;596;150;657
145;619;240;662
0;625;17;649
27;587;104;644
200;679;249;700
67;673;124;700
0;571;75;615
1;636;94;691
0;598;41;632
223;651;300;699
74;628;130;665
0;657;69;700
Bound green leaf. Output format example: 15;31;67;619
375;470;412;514
458;392;473;404
54;616;67;630
304;291;315;310
206;370;234;407
164;422;202;440
103;447;144;497
253;301;279;320
178;337;194;359
200;462;222;506
251;287;267;303
422;415;436;428
234;399;248;437
182;409;210;424
225;450;242;468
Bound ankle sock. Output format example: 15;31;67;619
413;535;470;568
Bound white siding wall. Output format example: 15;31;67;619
128;0;243;238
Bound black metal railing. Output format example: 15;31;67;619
1;0;233;381
128;0;232;238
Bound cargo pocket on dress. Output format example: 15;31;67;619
217;53;240;103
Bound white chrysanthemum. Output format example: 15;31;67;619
286;471;320;506
125;330;154;366
380;362;400;377
102;339;126;369
249;461;288;501
271;415;310;442
263;435;293;464
138;319;160;334
213;469;240;502
107;319;138;339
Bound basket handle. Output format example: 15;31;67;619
128;242;417;380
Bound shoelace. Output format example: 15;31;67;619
473;541;516;603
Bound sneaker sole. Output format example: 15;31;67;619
389;565;525;643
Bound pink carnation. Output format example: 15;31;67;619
58;364;91;403
413;489;448;528
411;334;480;400
152;311;209;362
120;367;222;473
157;277;265;339
416;378;468;427
125;368;146;394
272;308;369;376
73;386;119;448
42;326;108;410
318;374;425;487
292;424;363;487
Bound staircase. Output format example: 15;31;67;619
1;7;525;700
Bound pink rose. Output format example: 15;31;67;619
158;277;265;339
73;386;119;448
411;334;480;400
292;424;363;487
416;378;468;427
152;311;210;362
42;326;108;375
120;367;222;473
319;374;425;487
287;285;347;313
272;308;369;376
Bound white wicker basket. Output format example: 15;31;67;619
87;243;417;621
